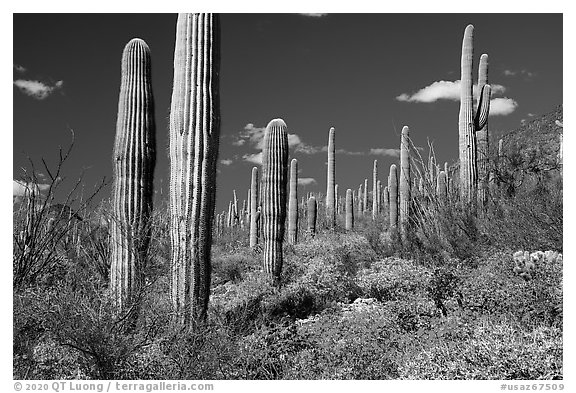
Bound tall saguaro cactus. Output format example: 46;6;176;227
288;158;298;244
111;38;156;315
345;189;354;230
249;167;259;247
261;119;289;282
169;13;220;324
399;126;411;240
459;24;491;202
388;164;398;229
326;127;336;227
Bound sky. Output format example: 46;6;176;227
13;13;563;214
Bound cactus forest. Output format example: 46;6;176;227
13;13;563;381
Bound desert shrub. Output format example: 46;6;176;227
212;251;260;285
398;316;563;379
287;307;401;379
356;258;432;302
210;272;276;335
234;322;312;379
457;251;562;327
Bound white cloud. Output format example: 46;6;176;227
298;178;317;186
13;180;50;196
243;152;262;165
14;79;64;99
489;98;518;116
220;159;233;166
369;148;400;157
396;80;506;103
13;64;26;73
503;69;535;78
300;13;327;17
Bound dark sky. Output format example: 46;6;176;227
13;13;562;213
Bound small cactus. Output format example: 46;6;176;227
437;170;448;201
399;126;411;240
288;158;298;244
261;118;289;282
388;164;398;229
110;38;156;315
345;188;354;230
307;196;317;237
357;183;363;215
363;178;368;214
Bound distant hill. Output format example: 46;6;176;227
499;105;563;167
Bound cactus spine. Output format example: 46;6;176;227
326;127;336;227
307;196;317;238
288;158;298;244
388;164;398;229
261;119;289;282
345;189;354;230
459;24;491;202
169;13;220;324
111;38;156;315
399;126;411;240
249;167;259;247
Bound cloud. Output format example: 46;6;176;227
396;80;506;103
13;180;50;197
298;178;317;186
489;98;518;116
369;148;400;157
503;69;535;78
14;79;64;99
242;153;262;165
299;13;327;17
220;159;233;166
14;64;26;73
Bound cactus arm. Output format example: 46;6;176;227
474;84;491;131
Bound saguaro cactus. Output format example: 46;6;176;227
169;13;220;324
459;24;491;202
345;188;354;230
383;185;389;219
326;127;336;227
388;164;398;229
358;183;363;215
307;196;317;238
288;158;298;244
399;126;411;240
249;167;259;247
363;178;368;213
111;38;156;314
372;160;378;220
261;119;289;282
437;170;448;201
